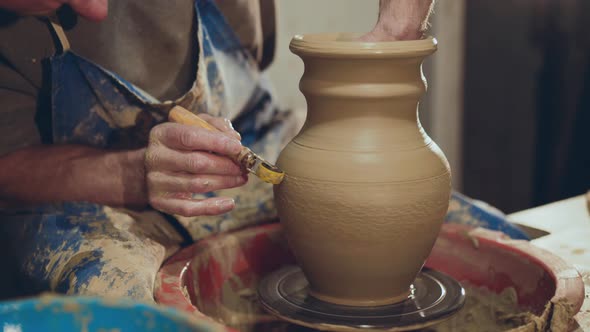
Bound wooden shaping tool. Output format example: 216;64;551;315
168;106;285;185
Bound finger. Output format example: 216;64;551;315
150;123;242;156
69;0;108;21
147;171;247;194
145;147;243;176
198;114;241;141
149;196;236;217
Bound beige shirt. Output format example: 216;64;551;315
0;0;276;155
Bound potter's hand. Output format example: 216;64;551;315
0;0;108;22
360;0;435;42
145;119;247;217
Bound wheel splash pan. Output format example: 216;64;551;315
155;223;584;331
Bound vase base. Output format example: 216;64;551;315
258;265;465;332
308;288;411;307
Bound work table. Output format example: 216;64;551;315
508;194;590;331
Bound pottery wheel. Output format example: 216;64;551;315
258;266;465;331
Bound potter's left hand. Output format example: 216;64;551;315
360;0;435;42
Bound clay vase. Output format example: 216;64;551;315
273;34;451;306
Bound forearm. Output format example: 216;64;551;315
362;0;435;41
0;145;147;209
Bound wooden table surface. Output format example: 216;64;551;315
509;194;590;331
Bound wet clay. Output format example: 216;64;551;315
274;34;451;306
426;285;523;332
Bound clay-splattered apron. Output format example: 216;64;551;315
0;0;297;302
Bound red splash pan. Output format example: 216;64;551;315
155;223;584;331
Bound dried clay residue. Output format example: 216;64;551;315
424;284;525;332
424;284;576;332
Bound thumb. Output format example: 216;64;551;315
68;0;108;22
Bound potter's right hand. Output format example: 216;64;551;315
145;122;247;217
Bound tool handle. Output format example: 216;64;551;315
168;106;219;132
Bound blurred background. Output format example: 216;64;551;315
268;0;590;213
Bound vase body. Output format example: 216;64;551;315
274;34;451;306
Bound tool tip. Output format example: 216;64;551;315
257;162;285;185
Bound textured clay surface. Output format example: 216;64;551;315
274;34;451;306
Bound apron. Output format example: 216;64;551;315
0;0;298;301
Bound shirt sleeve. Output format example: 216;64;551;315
0;13;53;156
0;62;44;156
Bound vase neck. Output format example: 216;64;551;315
295;57;430;152
300;57;426;100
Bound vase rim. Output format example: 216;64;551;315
290;33;437;58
